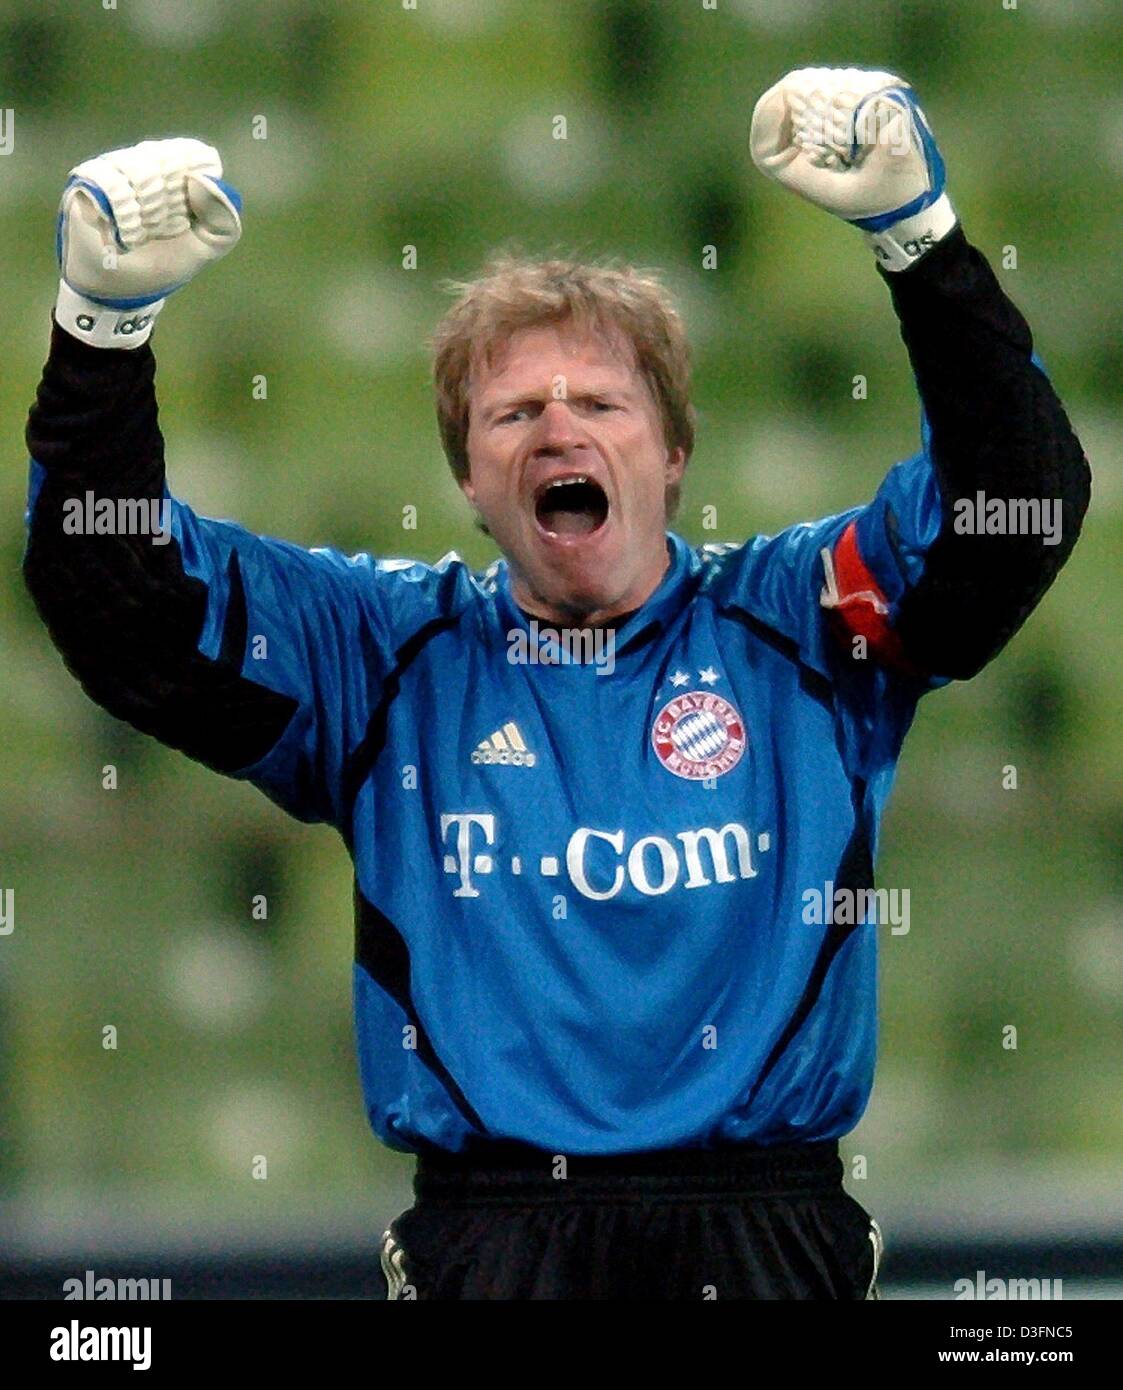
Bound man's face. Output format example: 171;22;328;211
461;321;686;626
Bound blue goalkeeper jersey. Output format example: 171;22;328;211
170;492;923;1154
23;227;1090;1157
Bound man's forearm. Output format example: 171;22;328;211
882;227;1091;677
24;321;296;774
27;318;165;493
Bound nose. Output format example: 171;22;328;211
530;398;588;457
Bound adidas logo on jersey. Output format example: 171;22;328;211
472;721;537;768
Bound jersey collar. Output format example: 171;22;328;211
492;532;698;655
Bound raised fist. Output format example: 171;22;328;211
55;137;242;347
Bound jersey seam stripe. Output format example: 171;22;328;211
340;613;462;844
354;886;489;1137
718;605;836;709
746;778;870;1107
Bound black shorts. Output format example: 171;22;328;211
379;1140;883;1300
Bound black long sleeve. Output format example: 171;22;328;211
879;226;1091;678
24;321;296;773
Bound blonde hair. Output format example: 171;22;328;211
429;252;696;518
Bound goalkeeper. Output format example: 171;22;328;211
23;70;1090;1299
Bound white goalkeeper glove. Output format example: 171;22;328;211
750;66;957;272
54;137;242;349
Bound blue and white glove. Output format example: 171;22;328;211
55;137;242;349
750;67;957;272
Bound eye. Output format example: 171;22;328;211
590;399;618;412
497;408;529;424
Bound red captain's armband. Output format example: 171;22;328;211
820;521;916;675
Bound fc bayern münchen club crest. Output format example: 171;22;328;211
651;691;747;781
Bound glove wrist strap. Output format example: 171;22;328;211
54;280;165;349
862;193;958;272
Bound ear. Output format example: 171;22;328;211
665;445;686;484
459;474;476;507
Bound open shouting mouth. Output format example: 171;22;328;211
533;474;610;540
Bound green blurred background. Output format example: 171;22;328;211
1;0;1121;1294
